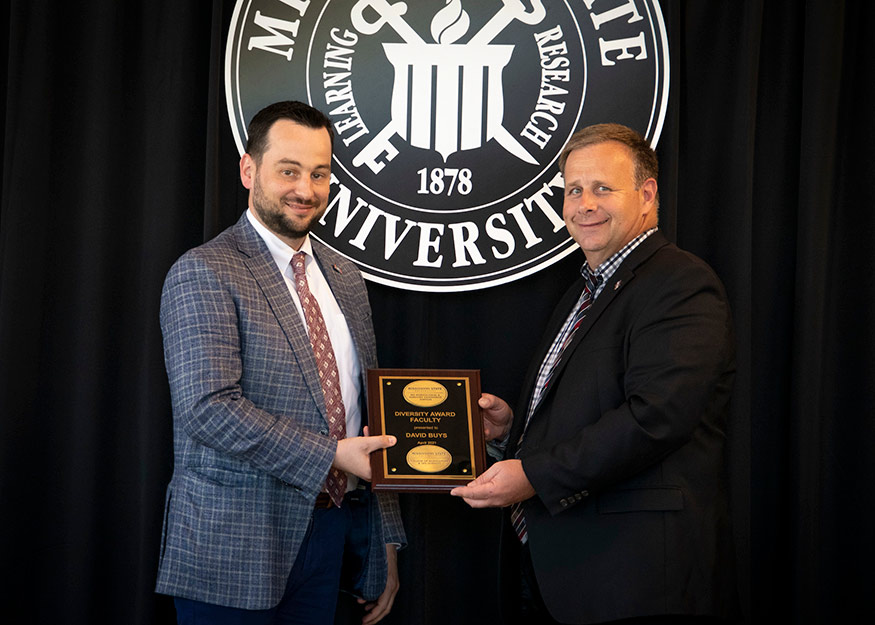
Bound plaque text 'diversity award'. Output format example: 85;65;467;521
367;369;486;492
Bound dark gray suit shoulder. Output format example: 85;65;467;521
624;233;727;294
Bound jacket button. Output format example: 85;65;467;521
581;490;589;497
560;498;568;507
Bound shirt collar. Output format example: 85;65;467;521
582;227;658;288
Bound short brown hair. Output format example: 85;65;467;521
245;101;334;163
558;123;658;189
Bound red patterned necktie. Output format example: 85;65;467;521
292;252;347;507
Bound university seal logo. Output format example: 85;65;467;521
226;0;669;291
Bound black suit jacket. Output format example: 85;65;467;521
510;232;738;624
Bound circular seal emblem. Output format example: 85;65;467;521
226;0;669;291
402;380;449;407
406;444;453;473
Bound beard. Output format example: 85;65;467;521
250;175;325;242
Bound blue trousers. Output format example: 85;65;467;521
174;500;355;625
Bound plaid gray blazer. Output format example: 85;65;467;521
155;213;405;609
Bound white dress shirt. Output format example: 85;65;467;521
246;210;362;486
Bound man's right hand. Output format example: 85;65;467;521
333;434;397;481
480;393;513;442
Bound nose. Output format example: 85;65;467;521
292;174;315;200
568;191;595;215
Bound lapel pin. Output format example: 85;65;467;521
332;264;343;274
614;280;622;290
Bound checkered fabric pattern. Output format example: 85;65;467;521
154;214;405;609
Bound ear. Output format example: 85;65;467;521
240;154;255;190
640;177;658;214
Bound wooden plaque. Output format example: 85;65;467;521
367;369;486;492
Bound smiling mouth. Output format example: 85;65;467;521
575;218;609;228
284;200;317;212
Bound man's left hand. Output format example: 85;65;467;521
450;459;536;508
357;544;399;624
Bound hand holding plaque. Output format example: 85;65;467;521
367;369;486;492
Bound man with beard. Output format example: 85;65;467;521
156;101;405;625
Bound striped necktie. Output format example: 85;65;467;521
512;273;599;542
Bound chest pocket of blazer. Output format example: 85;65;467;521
597;487;684;514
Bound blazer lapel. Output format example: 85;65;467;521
509;278;588;451
233;215;329;421
312;242;373;396
517;280;584;396
312;244;360;347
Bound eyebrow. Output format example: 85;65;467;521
275;158;330;170
565;177;605;187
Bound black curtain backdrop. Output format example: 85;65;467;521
1;1;872;623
